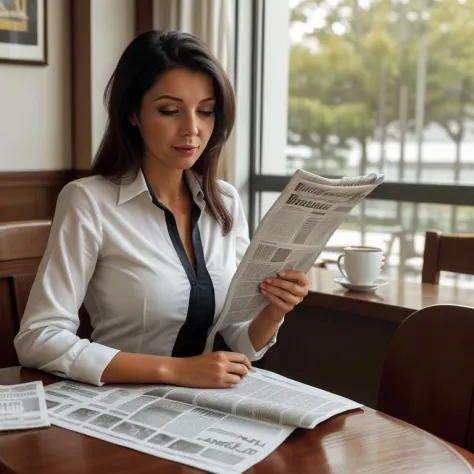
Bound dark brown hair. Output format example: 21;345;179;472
90;30;236;234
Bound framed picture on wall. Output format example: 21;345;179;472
0;0;47;65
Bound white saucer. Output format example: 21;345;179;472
334;276;388;293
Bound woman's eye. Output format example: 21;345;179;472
158;109;179;116
199;110;215;117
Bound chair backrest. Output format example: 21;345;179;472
377;304;474;450
422;230;474;284
0;221;51;368
0;220;92;369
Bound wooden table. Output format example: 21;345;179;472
262;268;474;408
305;267;474;323
1;367;473;474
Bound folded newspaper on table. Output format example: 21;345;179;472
209;169;384;338
44;367;362;474
0;381;50;431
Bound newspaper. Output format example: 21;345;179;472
210;169;384;335
44;367;362;474
0;381;50;431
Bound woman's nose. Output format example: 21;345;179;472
180;113;199;136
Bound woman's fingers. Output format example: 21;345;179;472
228;362;249;377
263;278;307;298
261;282;301;305
214;352;251;380
260;288;293;313
224;374;242;386
224;352;251;369
260;270;309;313
278;270;309;287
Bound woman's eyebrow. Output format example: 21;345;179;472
153;95;215;103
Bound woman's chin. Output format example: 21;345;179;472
144;150;203;172
168;158;200;172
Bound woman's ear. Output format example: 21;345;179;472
129;112;139;127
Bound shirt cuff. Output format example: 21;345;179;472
70;342;120;386
236;318;284;361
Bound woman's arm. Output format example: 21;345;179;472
101;352;174;384
248;305;286;352
219;271;309;359
101;351;251;388
249;271;310;351
14;182;121;386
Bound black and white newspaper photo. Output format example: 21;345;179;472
0;381;50;431
43;367;362;474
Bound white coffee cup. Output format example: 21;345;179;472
337;246;383;285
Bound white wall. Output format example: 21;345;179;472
0;0;135;171
0;1;71;171
91;0;135;156
261;0;289;175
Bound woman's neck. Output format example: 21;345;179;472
142;160;186;206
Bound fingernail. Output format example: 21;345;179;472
266;278;272;283
278;272;285;277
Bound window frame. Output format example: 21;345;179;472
247;0;474;235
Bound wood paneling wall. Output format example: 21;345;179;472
71;0;92;172
135;0;153;34
262;304;398;408
0;171;74;222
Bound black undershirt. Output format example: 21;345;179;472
146;180;215;357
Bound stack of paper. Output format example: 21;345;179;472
0;381;50;431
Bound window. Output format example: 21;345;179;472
250;0;474;283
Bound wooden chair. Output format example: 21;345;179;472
0;220;92;369
0;221;51;368
422;230;474;284
377;304;474;451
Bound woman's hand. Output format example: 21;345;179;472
260;270;309;320
167;351;251;388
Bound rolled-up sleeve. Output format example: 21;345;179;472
14;182;119;386
220;318;283;361
218;184;283;361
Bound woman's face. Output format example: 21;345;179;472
133;68;216;172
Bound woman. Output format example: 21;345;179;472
14;30;309;388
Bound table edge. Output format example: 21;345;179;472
1;368;473;473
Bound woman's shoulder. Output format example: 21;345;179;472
217;179;239;199
216;180;246;222
59;175;119;205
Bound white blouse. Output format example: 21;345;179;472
14;169;279;386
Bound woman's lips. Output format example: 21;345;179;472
172;145;199;156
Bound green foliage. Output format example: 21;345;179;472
424;0;474;143
289;0;474;172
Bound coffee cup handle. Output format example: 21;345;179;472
337;255;348;280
